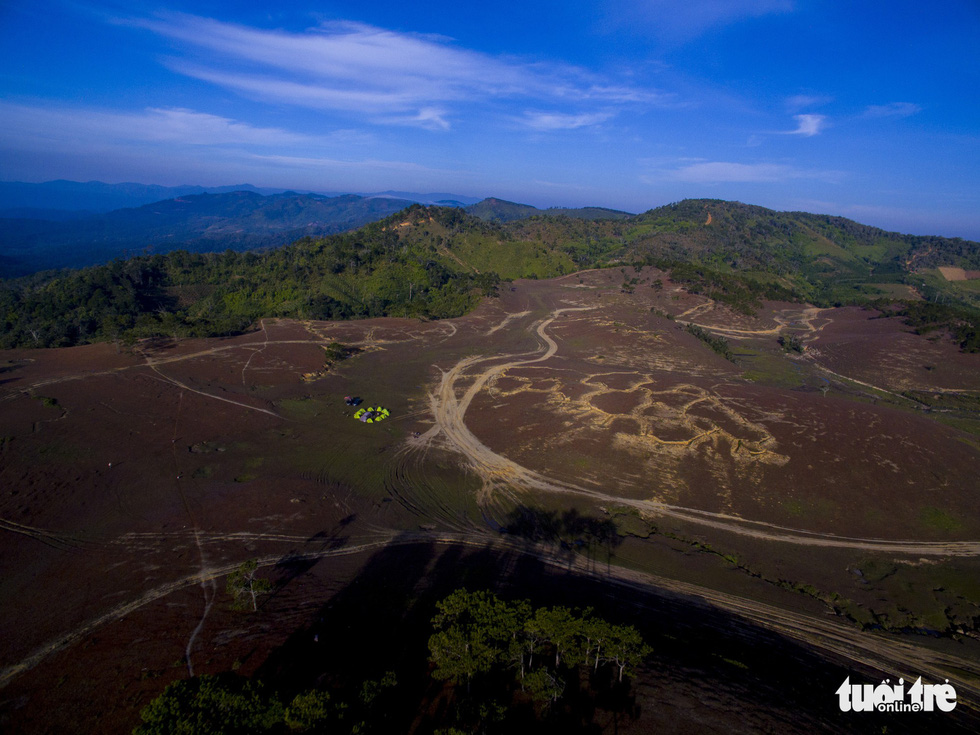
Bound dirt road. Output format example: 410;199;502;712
423;307;980;557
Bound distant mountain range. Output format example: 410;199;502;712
0;180;291;216
1;183;977;320
0;182;623;275
465;197;632;223
0;179;482;217
0;190;426;275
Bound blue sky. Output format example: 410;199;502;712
1;1;978;237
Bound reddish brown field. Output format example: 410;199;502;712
1;268;979;733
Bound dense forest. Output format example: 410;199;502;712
0;206;505;347
2;199;978;350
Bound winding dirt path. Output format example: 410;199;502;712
424;308;980;557
679;306;830;340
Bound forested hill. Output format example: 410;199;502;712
0;191;418;276
465;197;633;223
0;205;555;348
1;199;978;349
628;199;980;276
507;198;980;306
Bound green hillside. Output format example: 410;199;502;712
465;197;632;224
496;198;979;309
1;199;978;350
0;205;568;348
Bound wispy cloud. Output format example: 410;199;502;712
785;114;826;136
0;102;311;147
244;152;457;175
127;13;663;129
602;0;796;43
0;100;466;188
378;107;452;132
785;94;832;112
519;111;614;131
862;102;922;118
650;159;843;184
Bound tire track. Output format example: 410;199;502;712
5;534;979;713
0;518;95;551
426;307;980;557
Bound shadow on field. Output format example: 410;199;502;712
269;516;357;591
254;534;979;734
497;505;623;573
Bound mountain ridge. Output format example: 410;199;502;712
1;198;978;351
0;190;421;275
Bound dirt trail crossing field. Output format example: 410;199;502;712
1;267;979;732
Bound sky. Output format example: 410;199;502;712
1;0;979;238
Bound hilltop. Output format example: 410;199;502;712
1;199;977;350
464;196;633;223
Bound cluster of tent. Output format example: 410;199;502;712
354;406;390;423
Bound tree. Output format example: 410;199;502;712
579;614;612;673
134;674;283;735
427;588;652;730
524;668;565;708
428;591;523;690
429;626;489;690
605;625;652;682
531;606;580;669
283;690;333;732
226;559;272;612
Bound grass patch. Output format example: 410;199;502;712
920;506;963;533
782;499;806;517
276;396;329;420
777;495;839;524
738;350;807;389
856;558;899;584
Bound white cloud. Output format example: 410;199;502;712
785;114;826;136
129;13;663;127
0;102;311;148
378;107;452;131
862;102;922;118
244;152;456;175
670;161;794;183
653;159;843;184
519;111;614;131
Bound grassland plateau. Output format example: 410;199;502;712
1;200;979;733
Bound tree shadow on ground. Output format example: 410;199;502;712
250;533;976;734
266;516;355;596
498;505;623;573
